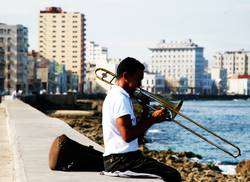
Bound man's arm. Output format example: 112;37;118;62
116;108;166;143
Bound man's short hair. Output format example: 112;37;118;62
116;57;145;78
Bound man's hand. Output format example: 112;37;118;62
151;108;172;123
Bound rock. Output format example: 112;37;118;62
236;159;250;177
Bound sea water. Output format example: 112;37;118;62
145;100;250;174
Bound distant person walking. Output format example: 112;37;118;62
102;57;181;181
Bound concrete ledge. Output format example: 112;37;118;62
2;99;161;182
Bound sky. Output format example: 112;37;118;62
0;0;249;67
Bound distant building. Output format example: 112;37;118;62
227;75;250;95
0;47;4;94
66;71;78;92
55;62;67;94
86;41;108;66
149;39;205;94
0;23;28;95
202;72;214;95
84;41;108;93
39;7;86;92
214;50;250;78
210;67;227;95
36;57;57;94
27;51;69;94
142;72;165;94
27;51;40;94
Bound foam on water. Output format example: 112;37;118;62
148;129;160;133
146;100;250;173
218;164;236;175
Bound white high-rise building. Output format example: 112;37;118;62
149;39;205;94
214;50;250;78
39;7;86;92
86;41;108;66
0;23;28;95
84;41;108;93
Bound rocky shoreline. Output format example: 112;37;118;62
48;111;248;182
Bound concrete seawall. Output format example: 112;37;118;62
1;98;161;182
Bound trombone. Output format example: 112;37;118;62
95;68;241;158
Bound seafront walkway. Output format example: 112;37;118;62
0;103;14;182
0;98;161;182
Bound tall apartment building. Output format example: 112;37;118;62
84;41;108;93
149;39;205;94
39;7;86;92
214;50;250;78
0;23;28;95
0;47;4;93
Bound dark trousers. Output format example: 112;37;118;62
103;150;181;182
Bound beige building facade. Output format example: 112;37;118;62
214;50;250;78
38;7;86;92
227;77;250;95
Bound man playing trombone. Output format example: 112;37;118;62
102;57;182;182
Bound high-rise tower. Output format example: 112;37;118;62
39;7;86;92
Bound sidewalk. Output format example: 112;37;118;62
0;105;14;182
2;98;162;182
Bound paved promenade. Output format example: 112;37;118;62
0;105;14;182
1;98;162;182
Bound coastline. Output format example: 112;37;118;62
168;94;250;101
17;94;249;180
47;111;243;181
